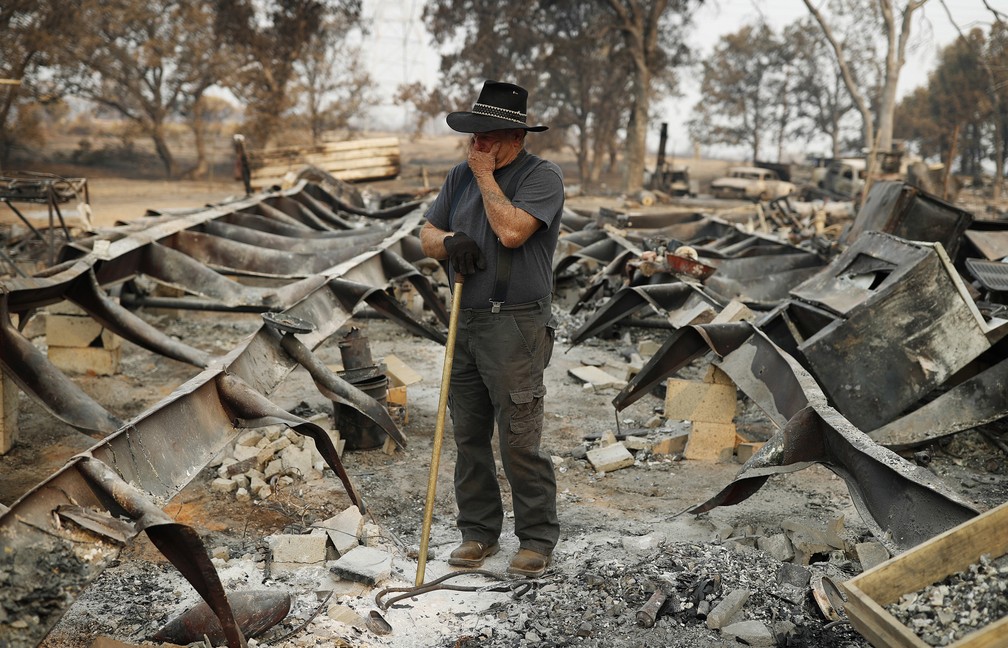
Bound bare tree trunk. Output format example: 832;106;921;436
624;71;650;193
184;119;209;180
803;0;876;149
943;123;959;200
151;125;175;178
994;120;1005;201
875;0;925;153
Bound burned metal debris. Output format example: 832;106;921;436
0;177;445;647
561;179;1006;554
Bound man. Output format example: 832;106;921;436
420;80;565;578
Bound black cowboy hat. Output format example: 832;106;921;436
446;80;548;133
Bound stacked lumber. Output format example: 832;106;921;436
249;137;400;189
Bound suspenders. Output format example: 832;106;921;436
448;152;544;312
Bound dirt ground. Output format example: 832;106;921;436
3;138;1007;648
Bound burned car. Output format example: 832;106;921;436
710;165;795;201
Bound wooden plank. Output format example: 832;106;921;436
844;582;929;648
250;165;400;190
252;137;400;164
842;502;1008;648
253;147;399;169
954;617;1008;648
848;502;1007;604
253;155;399;178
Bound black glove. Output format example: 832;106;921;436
443;232;486;275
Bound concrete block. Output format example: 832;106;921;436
711;299;755;324
735;442;764;464
45;312;107;348
268;534;328;564
235;487;251;503
776;562;811;588
651;432;689;456
568;365;627;390
757;533;795;562
637;339;662;358
706;589;750;629
1;369;19;455
210;477;237;494
264;458;283;479
684;421;736;462
280;445;314;478
702;365;734;385
621;533;664;553
47;300;88;316
623;435;651;451
855;541;890;571
586;443;635;473
663;379;736;423
362;523;382;548
667;302;716;328
329;546;393;585
315;506;364;556
326;603;367;628
710;520;734;542
256;436;292;466
232;444;260;463
383;354;422;387
235;430;263;447
47;345;121;375
386;385;408;424
721;620;775;647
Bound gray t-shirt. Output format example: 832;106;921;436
425;150;565;309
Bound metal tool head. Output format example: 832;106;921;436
261;311;315;334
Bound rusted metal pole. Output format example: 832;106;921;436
636;589;668;628
416;273;464;586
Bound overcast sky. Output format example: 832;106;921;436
358;0;1004;157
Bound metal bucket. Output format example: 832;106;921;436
333;373;388;450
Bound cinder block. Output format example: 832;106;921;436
623;435;651;451
703;365;734;386
651;432;689;455
637;339;662;358
684;421;736;462
383;354;422;387
329;546;393;585
1;369;19;455
707;589;751;629
664;378;736;423
735;442;764;464
667;302;716;328
569;365;627;390
45;312;106;347
268;533;328;563
387;385;408;424
855;541;890;571
586;442;635;472
315;506;364;557
48;345;121;375
711;300;755;324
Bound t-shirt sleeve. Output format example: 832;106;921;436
512;162;564;228
424;163;468;231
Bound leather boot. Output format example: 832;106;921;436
448;540;499;567
507;548;550;577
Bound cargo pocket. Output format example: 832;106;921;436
508;384;547;448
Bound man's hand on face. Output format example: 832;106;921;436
467;135;500;178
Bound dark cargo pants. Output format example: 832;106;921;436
448;295;559;555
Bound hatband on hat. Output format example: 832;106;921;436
446;80;548;133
